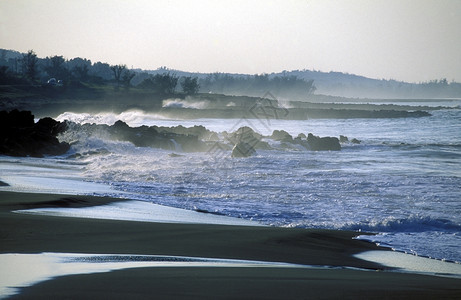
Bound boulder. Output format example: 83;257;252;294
270;130;293;142
227;126;271;150
231;141;256;158
0;110;70;157
305;133;341;151
296;133;307;139
339;135;349;143
351;138;361;144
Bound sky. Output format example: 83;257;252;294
1;0;461;83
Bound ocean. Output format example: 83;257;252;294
1;99;460;263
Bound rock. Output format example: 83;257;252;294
227;126;271;150
0;109;34;128
305;133;341;151
168;153;183;157
270;130;293;142
297;133;306;139
228;126;262;142
351;138;361;144
339;135;349;143
231;141;256;158
0;110;70;157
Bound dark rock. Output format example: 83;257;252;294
227;126;271;150
108;121;208;151
305;133;341;151
351;138;361;144
168;153;183;157
0;110;70;157
339;135;349;143
0;109;34;128
271;130;293;142
228;126;262;142
297;133;306;139
231;141;256;158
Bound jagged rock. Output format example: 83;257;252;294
228;126;262;142
0;110;70;157
271;130;293;142
156;125;215;141
297;133;306;139
227;126;271;150
351;138;361;144
231;141;256;158
0;109;34;128
100;120;206;151
339;135;349;143
305;133;341;151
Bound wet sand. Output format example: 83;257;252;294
1;191;461;299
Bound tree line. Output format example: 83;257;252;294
0;49;200;95
0;49;319;98
198;73;316;99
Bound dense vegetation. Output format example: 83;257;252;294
2;48;460;100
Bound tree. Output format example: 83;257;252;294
72;64;89;82
21;50;38;81
181;76;200;95
121;69;136;89
0;66;9;82
44;55;69;80
139;73;178;94
110;64;126;89
68;57;91;82
91;62;112;80
154;73;178;94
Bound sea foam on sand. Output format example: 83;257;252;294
14;200;261;226
0;252;303;299
355;251;461;278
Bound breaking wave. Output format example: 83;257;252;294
56;111;168;127
162;99;209;109
342;215;461;233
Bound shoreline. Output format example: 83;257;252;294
1;191;461;299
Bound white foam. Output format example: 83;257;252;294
15;200;261;226
355;250;461;278
1;175;114;195
0;157;114;195
0;252;302;299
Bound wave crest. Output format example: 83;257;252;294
342;215;461;233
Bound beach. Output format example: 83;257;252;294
1;190;461;299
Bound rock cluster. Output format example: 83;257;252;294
0;110;362;159
63;120;209;152
0;110;70;157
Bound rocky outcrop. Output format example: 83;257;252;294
225;126;271;150
231;141;256;158
305;133;341;151
109;120;209;151
271;130;293;143
63;120;209;152
0;110;70;157
340;135;361;144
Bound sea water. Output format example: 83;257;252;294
1;100;460;263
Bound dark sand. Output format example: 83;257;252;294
1;191;461;299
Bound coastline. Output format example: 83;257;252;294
1;190;461;299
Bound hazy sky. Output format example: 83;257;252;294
1;0;460;83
